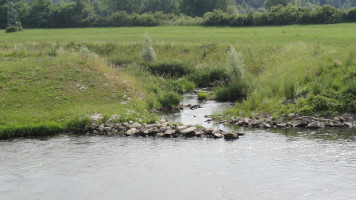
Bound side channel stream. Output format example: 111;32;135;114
160;93;235;131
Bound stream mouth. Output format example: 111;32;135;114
160;93;234;130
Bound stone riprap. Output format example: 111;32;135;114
88;114;241;140
216;113;356;129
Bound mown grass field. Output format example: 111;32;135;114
0;23;355;137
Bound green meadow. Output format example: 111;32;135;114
0;24;355;138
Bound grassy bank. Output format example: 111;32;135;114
0;24;355;138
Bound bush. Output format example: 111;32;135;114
346;7;356;22
141;33;156;62
177;78;196;93
159;91;181;107
296;95;341;116
197;92;208;101
6;25;23;33
190;66;227;87
214;81;249;101
143;60;193;77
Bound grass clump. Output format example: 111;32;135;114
197;92;209;101
159;91;181;108
141;33;156;62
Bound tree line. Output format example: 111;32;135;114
0;0;355;28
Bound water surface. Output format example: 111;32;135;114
1;94;355;200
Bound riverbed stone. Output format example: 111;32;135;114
223;132;238;140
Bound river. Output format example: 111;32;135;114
1;94;355;200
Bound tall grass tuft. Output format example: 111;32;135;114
226;45;244;82
141;33;156;62
284;79;296;102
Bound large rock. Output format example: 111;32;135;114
293;120;308;128
131;122;142;130
164;129;176;137
89;113;103;124
204;128;214;135
176;126;188;133
307;121;325;129
126;128;138;136
213;131;223;139
223;132;238;140
181;127;197;136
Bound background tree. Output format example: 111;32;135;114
264;0;295;10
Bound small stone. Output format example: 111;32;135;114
237;132;245;136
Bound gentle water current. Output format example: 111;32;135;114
1;94;356;200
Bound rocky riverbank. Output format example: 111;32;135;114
214;113;356;129
88;114;242;140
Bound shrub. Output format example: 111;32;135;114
141;33;156;62
6;25;23;33
197;92;209;101
296;95;341;116
177;78;196;93
143;60;193;77
159;91;181;107
190;66;227;87
214;81;249;101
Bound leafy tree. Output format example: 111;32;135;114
180;0;230;17
264;0;294;10
25;0;53;27
143;0;179;14
0;0;7;28
104;0;145;14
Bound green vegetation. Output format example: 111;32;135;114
1;0;356;29
197;92;209;101
0;23;355;138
